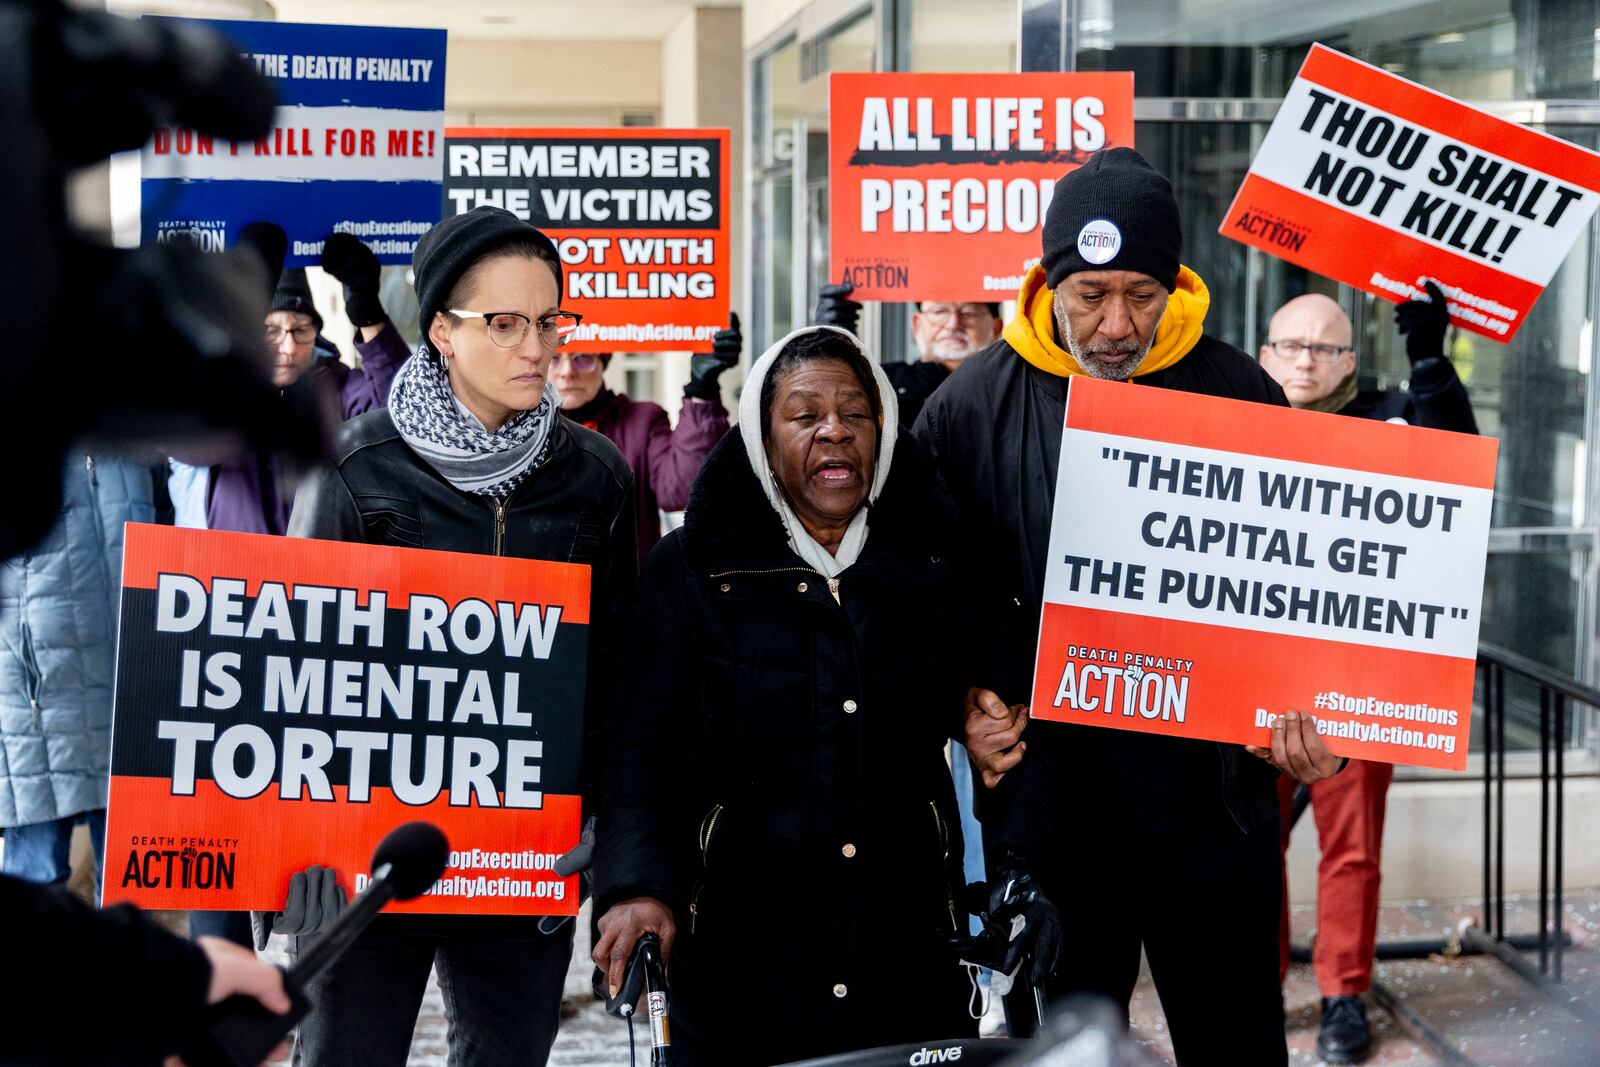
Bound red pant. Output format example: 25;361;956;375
1278;759;1394;996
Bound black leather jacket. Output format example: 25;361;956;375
288;408;638;802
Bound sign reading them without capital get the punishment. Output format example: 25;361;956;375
103;525;589;916
1031;378;1498;772
1222;43;1600;341
828;72;1133;301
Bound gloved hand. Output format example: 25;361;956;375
538;816;596;935
814;281;862;334
1396;279;1450;366
684;313;740;401
951;852;1062;990
320;232;387;329
237;221;287;301
251;864;347;952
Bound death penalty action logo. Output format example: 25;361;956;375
1077;219;1122;265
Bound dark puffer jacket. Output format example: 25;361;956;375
595;432;976;1066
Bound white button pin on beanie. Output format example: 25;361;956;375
1077;219;1122;265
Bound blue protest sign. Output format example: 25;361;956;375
139;18;446;265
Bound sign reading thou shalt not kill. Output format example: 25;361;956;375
1222;43;1600;341
1031;378;1498;772
103;525;589;916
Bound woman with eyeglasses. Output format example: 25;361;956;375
555;317;738;566
284;207;637;1067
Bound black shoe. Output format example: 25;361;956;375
1318;995;1372;1064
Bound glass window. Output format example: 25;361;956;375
1076;1;1599;102
752;36;800;356
910;0;1018;72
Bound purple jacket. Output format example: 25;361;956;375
204;323;412;534
568;390;729;565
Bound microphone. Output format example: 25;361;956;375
181;822;450;1067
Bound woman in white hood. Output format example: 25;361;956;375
592;326;984;1064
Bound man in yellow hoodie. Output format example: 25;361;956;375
917;148;1342;1065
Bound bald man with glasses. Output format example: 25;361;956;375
1258;280;1477;1065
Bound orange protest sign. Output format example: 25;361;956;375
828;72;1134;302
1222;44;1600;341
443;127;731;352
1030;378;1498;771
103;525;589;915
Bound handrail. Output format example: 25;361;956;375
1477;641;1600;710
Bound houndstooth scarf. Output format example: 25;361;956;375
388;345;561;498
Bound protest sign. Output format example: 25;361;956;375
102;525;587;916
443;128;731;353
1221;44;1600;341
827;72;1134;301
1030;377;1498;771
137;18;446;266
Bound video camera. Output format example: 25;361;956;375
0;0;329;558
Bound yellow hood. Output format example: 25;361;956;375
1004;263;1210;379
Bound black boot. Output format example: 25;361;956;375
1318;995;1372;1064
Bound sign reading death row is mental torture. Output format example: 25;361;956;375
828;72;1134;301
103;525;589;916
137;18;446;266
443;127;731;353
1221;43;1600;341
1030;378;1498;772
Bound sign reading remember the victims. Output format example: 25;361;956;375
443;127;731;353
828;72;1134;301
1221;43;1600;340
103;526;588;915
1030;378;1498;771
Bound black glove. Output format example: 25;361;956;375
684;312;740;401
320;232;387;329
952;853;1062;988
237;221;287;301
250;864;347;951
814;281;862;334
1396;279;1450;366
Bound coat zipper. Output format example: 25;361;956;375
931;801;960;932
84;454;98;487
690;802;724;934
707;565;842;604
492;496;507;556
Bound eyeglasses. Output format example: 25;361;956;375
449;309;583;349
1265;339;1353;364
553;353;603;373
264;323;317;345
919;305;992;327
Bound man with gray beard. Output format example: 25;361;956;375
915;148;1341;1064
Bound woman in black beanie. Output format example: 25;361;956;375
284;206;637;1067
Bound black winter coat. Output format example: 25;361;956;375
0;874;210;1065
913;335;1290;855
884;359;952;430
594;432;976;1066
1341;356;1478;433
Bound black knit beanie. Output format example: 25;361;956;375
1041;148;1183;292
270;267;323;332
413;207;562;354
